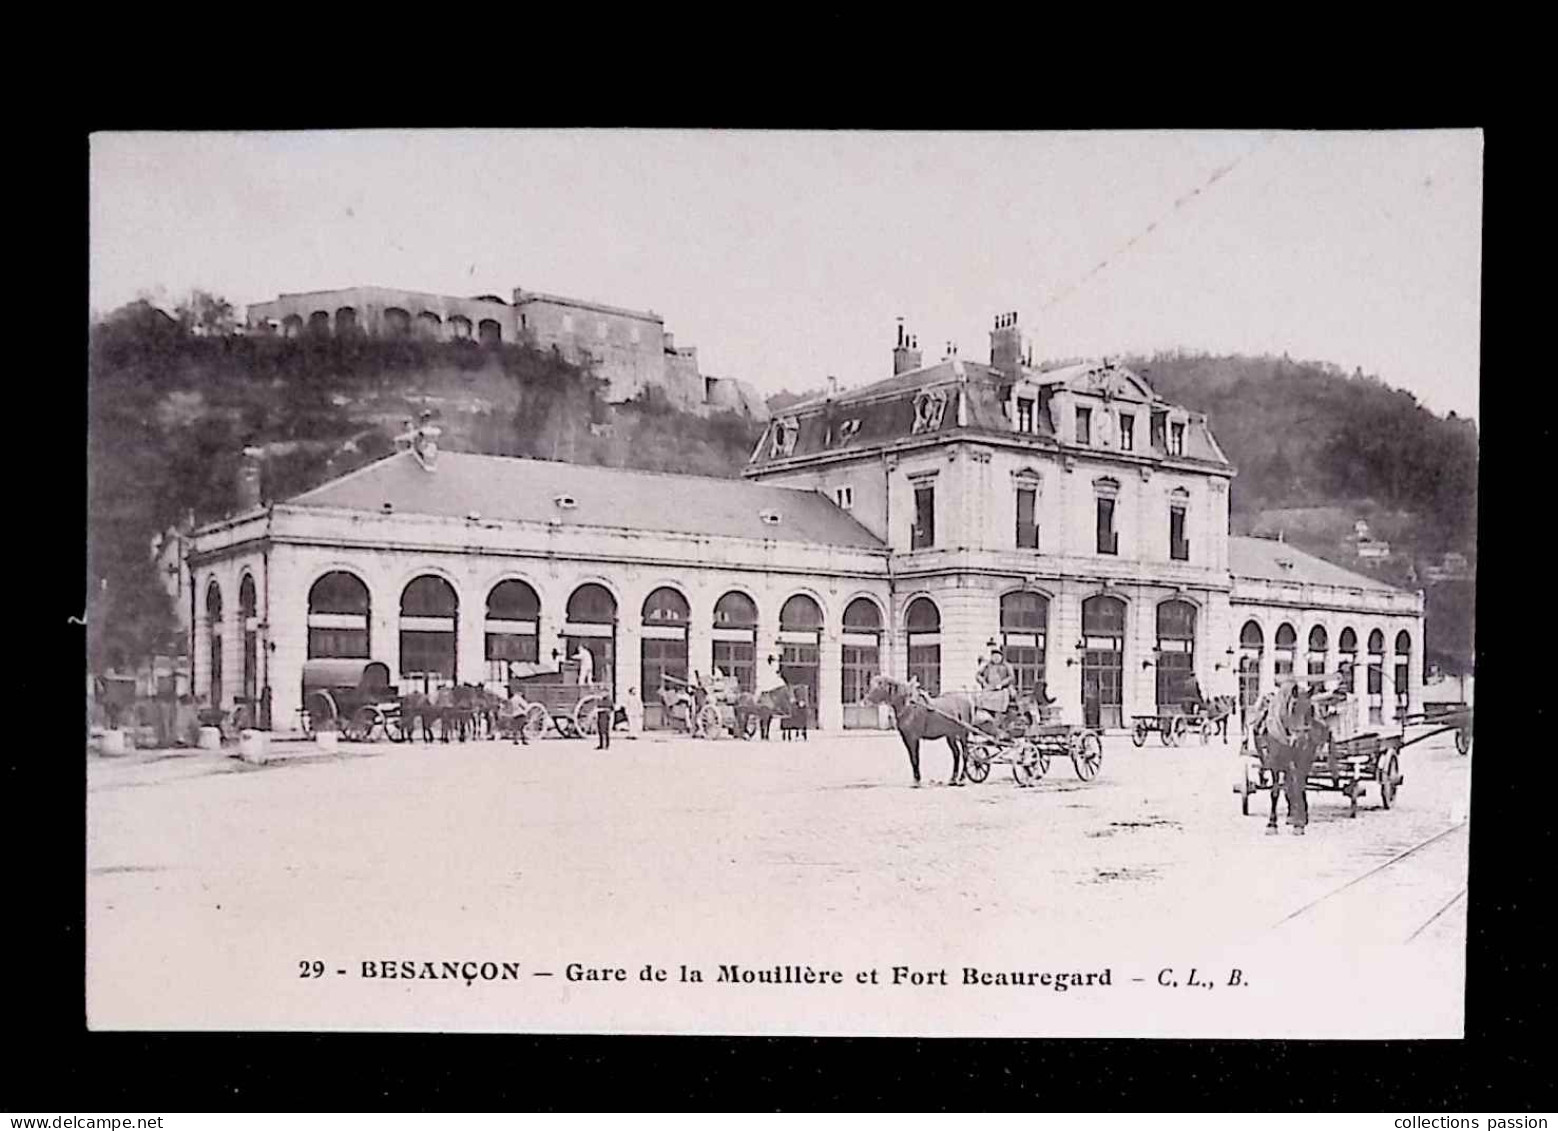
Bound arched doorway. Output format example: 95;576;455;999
400;575;458;689
1000;591;1049;698
205;581;224;707
565;584;617;694
712;591;758;692
1238;620;1264;711
308;571;370;659
1081;594;1125;729
1154;599;1197;711
239;575;258;710
307;310;331;337
281;314;303;339
416;311;442;340
841;597;883;728
485;580;540;683
905;597;941;696
779;594;823;726
334;307;358;337
1394;630;1412;718
478;318;503;346
1274;623;1297;679
641;587;689;729
1307;625;1329;677
449;315;473;341
1367;629;1386;724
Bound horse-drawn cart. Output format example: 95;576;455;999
507;661;608;739
299;659;403;741
964;715;1105;786
1131;705;1214;747
1399;705;1473;756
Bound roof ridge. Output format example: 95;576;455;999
285;449;412;504
438;450;827;494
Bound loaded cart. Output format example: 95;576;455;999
507;660;609;739
1131;704;1215;747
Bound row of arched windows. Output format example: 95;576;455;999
1238;619;1413;721
275;307;505;344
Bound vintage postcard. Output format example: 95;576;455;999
86;129;1480;1037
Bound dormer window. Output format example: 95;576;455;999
1169;422;1186;457
1076;406;1092;445
1151;410;1167;450
833;485;854;510
836;419;861;445
1016;397;1034;434
769;418;799;459
1119;413;1135;452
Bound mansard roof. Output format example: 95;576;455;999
1229;536;1410;594
286;450;887;550
749;358;1230;472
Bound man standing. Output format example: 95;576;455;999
595;690;614;750
575;644;595;688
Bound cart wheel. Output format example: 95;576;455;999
741;712;758;739
305;691;337;737
523;704;549;740
1168;716;1187;746
1012;745;1050;787
575;696;604;737
1199;720;1212;745
345;706;376;742
695;704;722;739
1379;753;1399;809
1072;732;1103;781
1455;727;1471;756
964;755;991;784
1131;720;1148;747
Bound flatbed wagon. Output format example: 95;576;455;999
507;660;609;739
1131;705;1214;747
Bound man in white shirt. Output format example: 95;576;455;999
575;644;595;687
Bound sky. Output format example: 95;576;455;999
90;129;1483;420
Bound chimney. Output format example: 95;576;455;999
990;310;1023;377
892;319;923;375
663;332;675;351
236;447;264;512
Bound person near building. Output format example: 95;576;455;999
575;644;595;688
759;654;786;696
595;690;615;750
621;687;643;735
975;643;1016;735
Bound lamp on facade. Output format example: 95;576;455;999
1067;639;1084;667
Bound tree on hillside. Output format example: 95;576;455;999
175;290;238;337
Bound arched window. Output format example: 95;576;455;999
1366;629;1386;723
1238;620;1264;709
239;575;258;704
308;571;370;659
485;580;540;681
478;318;503;346
383;307;412;338
1081;595;1126;729
779;595;823;724
1394;630;1412;713
641;588;689;724
334;307;358;336
713;591;758;692
205;581;224;706
1155;599;1197;709
905;597;942;696
400;575;458;685
1000;591;1049;698
1307;625;1328;676
1274;622;1297;678
842;598;883;722
564;584;617;694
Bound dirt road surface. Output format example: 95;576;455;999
87;726;1471;1037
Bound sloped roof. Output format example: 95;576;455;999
753;359;1229;469
286;450;886;550
1229;536;1407;593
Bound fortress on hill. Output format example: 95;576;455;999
245;285;770;422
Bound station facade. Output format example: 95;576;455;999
186;312;1425;734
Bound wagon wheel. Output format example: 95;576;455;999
1455;727;1471;756
386;714;408;743
1012;743;1051;787
1072;732;1103;781
1379;752;1400;810
522;703;549;740
741;711;758;739
554;715;579;739
695;703;722;739
964;750;991;784
305;691;338;737
1131;719;1148;747
1198;720;1213;745
575;695;605;737
1166;716;1187;746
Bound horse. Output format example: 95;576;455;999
733;684;796;741
433;685;478;743
1250;682;1327;835
1181;680;1238;741
863;675;975;787
778;684;811;742
397;691;440;743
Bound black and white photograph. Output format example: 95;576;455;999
85;129;1481;1039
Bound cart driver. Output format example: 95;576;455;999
759;654;786;697
976;642;1016;732
574;644;594;688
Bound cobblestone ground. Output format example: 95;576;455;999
87;726;1472;1036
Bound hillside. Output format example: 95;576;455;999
86;301;764;670
87;304;1477;674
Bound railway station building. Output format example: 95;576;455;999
185;312;1425;735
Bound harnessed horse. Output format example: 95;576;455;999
863;676;975;787
1250;682;1326;835
734;684;798;740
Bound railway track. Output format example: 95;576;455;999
1271;821;1470;946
